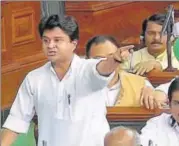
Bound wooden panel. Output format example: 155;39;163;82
107;107;169;122
2;52;46;74
2;59;47;109
66;1;178;55
65;1;132;12
12;7;35;46
1;2;45;109
6;1;42;61
1;2;12;65
1;17;6;52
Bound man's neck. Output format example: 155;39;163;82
147;48;165;58
52;55;74;80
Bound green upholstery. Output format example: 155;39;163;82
12;123;36;146
174;37;179;61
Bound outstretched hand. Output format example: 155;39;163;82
113;45;134;63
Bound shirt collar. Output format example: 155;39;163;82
143;47;167;60
49;54;80;80
169;115;179;133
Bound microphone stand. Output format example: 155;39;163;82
164;5;177;72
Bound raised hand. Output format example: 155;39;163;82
113;45;134;63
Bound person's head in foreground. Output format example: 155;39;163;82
168;77;179;123
141;13;170;58
104;126;140;146
38;14;79;63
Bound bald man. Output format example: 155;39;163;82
104;126;140;146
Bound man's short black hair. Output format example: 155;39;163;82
85;35;119;58
38;14;79;41
168;77;179;103
141;13;172;42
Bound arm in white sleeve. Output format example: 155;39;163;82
155;79;175;95
144;79;154;88
80;58;115;92
3;74;35;133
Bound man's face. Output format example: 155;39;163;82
88;40;118;58
42;27;77;63
145;21;167;57
170;90;179;123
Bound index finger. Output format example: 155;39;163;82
118;45;135;52
140;88;145;105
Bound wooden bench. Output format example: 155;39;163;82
107;107;170;131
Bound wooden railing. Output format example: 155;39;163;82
146;70;179;86
107;107;170;122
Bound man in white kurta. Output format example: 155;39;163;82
1;14;134;146
140;113;179;146
3;55;115;146
140;78;179;146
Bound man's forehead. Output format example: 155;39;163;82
90;41;117;58
146;21;163;31
91;41;118;50
43;27;69;38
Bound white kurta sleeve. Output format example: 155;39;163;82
80;58;115;92
3;74;35;133
144;79;154;88
155;79;174;95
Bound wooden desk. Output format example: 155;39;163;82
107;107;169;122
146;70;179;86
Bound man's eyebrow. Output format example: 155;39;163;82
42;36;51;40
53;36;65;39
173;100;179;102
108;53;114;56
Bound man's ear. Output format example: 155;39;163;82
71;40;78;51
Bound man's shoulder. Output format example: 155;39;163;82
27;62;50;78
147;113;171;125
74;55;101;69
133;47;147;55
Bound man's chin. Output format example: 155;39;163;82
48;57;57;62
151;45;163;49
149;45;165;52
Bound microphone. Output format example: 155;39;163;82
160;5;174;39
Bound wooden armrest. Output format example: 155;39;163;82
146;69;179;86
107;107;169;122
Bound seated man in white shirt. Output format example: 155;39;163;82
140;77;179;146
1;15;134;146
154;79;179;108
104;126;140;146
